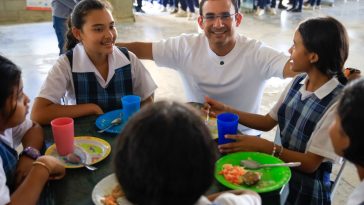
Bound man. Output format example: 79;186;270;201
51;0;80;55
117;0;295;135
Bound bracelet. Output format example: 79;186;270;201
277;145;284;158
272;143;277;156
33;161;51;175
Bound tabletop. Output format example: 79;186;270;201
42;114;288;205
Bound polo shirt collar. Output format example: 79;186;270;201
299;75;340;100
71;44;130;86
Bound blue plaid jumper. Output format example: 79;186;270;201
65;47;133;112
277;75;343;205
0;140;18;193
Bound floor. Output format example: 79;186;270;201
0;0;363;203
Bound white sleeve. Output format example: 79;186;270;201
0;158;11;205
38;55;73;104
251;41;288;80
129;51;158;100
306;102;342;163
152;35;190;71
214;193;261;205
268;78;294;120
11;119;33;149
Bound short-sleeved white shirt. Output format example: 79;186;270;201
269;76;342;162
0;119;33;205
38;44;157;105
153;33;288;135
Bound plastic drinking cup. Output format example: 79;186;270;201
122;95;141;122
217;112;239;145
51;117;74;156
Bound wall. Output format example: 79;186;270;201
0;0;134;24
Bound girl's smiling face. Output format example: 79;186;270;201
288;31;317;73
72;8;117;57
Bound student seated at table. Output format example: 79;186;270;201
0;55;65;205
114;101;261;205
31;0;157;125
205;16;349;205
329;78;364;205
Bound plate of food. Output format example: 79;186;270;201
92;174;132;205
45;136;111;168
96;109;124;134
215;152;291;193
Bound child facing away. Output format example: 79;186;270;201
204;16;349;204
113;101;261;205
31;0;157;125
0;55;65;205
329;78;364;205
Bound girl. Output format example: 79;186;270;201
330;78;364;205
0;55;65;205
31;0;157;125
205;16;348;204
114;101;261;205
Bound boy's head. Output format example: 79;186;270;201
330;78;364;167
114;101;217;205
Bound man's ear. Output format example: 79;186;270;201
235;13;243;27
197;16;204;29
71;27;81;41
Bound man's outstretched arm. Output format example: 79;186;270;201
116;42;153;60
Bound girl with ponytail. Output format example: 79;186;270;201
205;16;349;205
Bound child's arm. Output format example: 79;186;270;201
15;122;44;186
10;156;65;205
31;97;103;125
204;96;277;132
218;135;324;173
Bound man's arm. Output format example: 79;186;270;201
282;59;298;78
115;42;153;60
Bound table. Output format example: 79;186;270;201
43;115;288;205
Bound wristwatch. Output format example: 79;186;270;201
20;147;41;160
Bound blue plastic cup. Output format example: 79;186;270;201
122;95;141;122
217;112;239;145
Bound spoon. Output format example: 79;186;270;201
240;159;301;169
98;118;121;133
65;148;97;171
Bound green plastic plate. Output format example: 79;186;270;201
215;152;291;193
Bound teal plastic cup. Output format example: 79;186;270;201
217;112;239;145
122;95;141;122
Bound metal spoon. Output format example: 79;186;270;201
65;152;97;171
97;118;121;133
240;159;301;169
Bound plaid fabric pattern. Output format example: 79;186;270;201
66;47;133;112
0;140;18;192
277;74;343;205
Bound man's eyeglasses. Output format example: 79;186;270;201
202;13;236;22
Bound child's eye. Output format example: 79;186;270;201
109;25;115;30
94;27;103;32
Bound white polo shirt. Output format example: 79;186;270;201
38;43;157;105
153;33;288;135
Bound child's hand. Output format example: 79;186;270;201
217;134;267;154
36;156;65;180
204;96;230;117
91;104;104;115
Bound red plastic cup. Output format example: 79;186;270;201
51;117;74;156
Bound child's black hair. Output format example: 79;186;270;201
337;77;364;167
298;16;349;85
0;55;21;121
114;101;217;205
